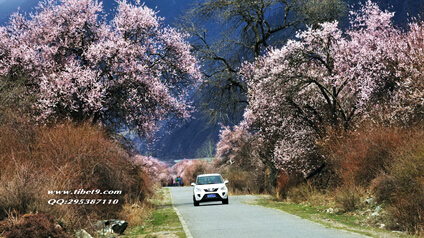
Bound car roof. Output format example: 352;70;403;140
197;173;221;177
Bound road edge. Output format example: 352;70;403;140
168;188;193;238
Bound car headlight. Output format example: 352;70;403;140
220;186;227;191
195;187;202;192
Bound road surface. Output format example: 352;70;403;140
169;187;369;238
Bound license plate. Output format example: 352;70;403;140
207;194;216;198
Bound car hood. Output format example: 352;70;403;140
195;183;225;189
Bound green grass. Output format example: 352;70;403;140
250;197;413;238
123;188;186;238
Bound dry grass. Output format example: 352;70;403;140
0;114;153;235
219;165;267;195
333;185;365;213
224;168;254;194
320;124;424;235
0;213;70;238
286;182;330;206
378;141;424;234
119;198;155;228
276;170;306;199
323;125;408;186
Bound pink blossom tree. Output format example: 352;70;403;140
0;0;200;137
227;0;406;175
215;124;252;163
391;19;424;124
215;123;264;170
172;159;194;181
172;158;213;184
131;155;170;185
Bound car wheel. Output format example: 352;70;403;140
222;198;229;205
193;196;199;206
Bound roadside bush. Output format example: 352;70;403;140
334;185;365;212
322;125;408;186
173;159;213;185
223;168;254;194
0;117;153;234
1;213;70;238
119;199;155;228
377;142;424;234
387;195;424;234
215;124;270;193
286;183;312;204
217;161;266;194
276;171;305;199
370;173;395;203
131;155;170;187
273;124;424;234
324;124;424;234
287;183;330;207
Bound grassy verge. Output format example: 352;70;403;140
249;196;413;238
123;188;186;238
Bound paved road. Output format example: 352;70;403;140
169;187;369;238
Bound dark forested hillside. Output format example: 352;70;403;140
128;111;220;162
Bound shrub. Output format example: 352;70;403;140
387;195;424;234
1;213;70;238
276;171;305;199
0;163;42;221
290;124;424;234
131;155;170;186
173;159;213;185
119;199;155;227
370;173;395;203
382;143;424;234
218;162;266;194
276;171;290;199
322;125;408;186
0;119;152;233
324;125;424;234
334;185;364;212
223;168;252;194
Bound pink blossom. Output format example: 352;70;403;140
233;1;407;174
0;0;201;137
131;154;170;184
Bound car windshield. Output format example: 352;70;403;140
196;175;223;185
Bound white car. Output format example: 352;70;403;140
191;173;229;206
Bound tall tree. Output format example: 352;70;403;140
0;0;200;137
179;0;347;124
226;0;405;175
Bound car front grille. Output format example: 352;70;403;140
204;188;218;192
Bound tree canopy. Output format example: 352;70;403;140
0;0;201;137
180;0;347;124
218;0;423;176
